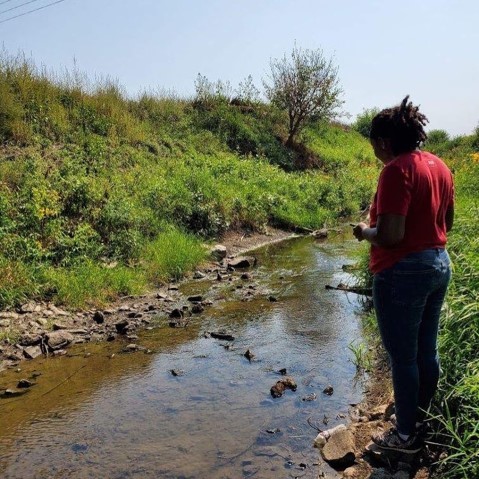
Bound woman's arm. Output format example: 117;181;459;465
353;214;405;247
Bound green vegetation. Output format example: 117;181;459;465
0;53;378;309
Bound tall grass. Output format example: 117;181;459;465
0;52;379;308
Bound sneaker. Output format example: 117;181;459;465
389;414;430;438
372;427;423;454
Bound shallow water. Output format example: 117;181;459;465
0;236;366;479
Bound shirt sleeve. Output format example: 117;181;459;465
376;163;411;216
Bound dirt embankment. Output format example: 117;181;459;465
0;228;299;371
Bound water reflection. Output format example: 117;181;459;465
0;235;364;479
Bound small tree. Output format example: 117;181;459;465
352;108;380;138
263;45;343;145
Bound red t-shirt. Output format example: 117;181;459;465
369;150;454;274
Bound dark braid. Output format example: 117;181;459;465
370;96;429;155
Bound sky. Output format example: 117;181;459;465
1;0;478;136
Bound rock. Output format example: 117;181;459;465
169;308;184;319
0;312;19;320
369;469;394;479
170;369;184;377
216;272;223;281
115;319;129;334
93;311;105;324
19;334;42;346
48;305;69;316
343;466;359;478
211;244;227;260
323;385;334;395
313;228;328;239
270;377;297;398
169;319;189;328
35;318;48;326
23;346;43;359
191;304;204;314
210;332;235;341
0;319;10;327
368;404;388;420
244;349;255;361
193;271;206;279
168;285;179;291
103;309;115;315
19;302;36;314
302;393;317;402
320;427;356;468
187;295;203;302
278;368;287;375
227;256;256;268
268;295;278;302
3;388;29;397
52;322;68;330
124;344;139;352
46;331;74;350
118;305;130;312
17;379;34;388
240;273;251;280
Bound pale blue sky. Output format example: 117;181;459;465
1;0;478;136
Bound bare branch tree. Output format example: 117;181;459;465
264;45;343;145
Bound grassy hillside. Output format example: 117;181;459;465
0;55;378;308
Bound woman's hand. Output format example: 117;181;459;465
352;222;368;242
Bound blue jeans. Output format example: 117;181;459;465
373;248;451;436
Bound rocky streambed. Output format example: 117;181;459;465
0;231;433;479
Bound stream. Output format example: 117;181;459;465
0;235;367;479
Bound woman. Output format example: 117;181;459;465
353;96;454;453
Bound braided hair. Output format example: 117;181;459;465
370;96;429;155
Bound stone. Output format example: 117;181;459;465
210;331;235;341
169;308;183;319
227;256;256;268
268;295;278;302
191;304;204;314
0;319;10;327
216;272;223;281
369;469;394;479
23;346;42;359
270;377;297;398
115;319;129;334
4;388;29;397
17;379;34;388
244;349;255;361
52;322;68;330
19;302;36;314
193;271;206;279
48;305;69;316
0;312;19;320
241;273;251;280
35;318;48;326
211;244;227;260
320;427;356;468
343;466;358;478
19;334;41;346
313;228;328;239
323;385;334;395
46;331;74;350
187;295;203;302
170;369;184;377
368;404;388;420
93;311;105;324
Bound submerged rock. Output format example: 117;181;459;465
210;332;235;341
227;256;256;268
270;377;297;398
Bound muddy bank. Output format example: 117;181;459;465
0;228;300;371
